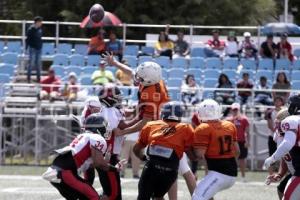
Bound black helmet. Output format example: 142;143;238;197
84;113;109;138
98;83;122;108
288;94;300;115
161;101;183;121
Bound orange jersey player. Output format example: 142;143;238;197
192;99;240;200
133;101;194;200
104;53;169;136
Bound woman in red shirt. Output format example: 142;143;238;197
277;33;294;62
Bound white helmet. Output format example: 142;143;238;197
198;99;222;121
135;61;162;86
84;96;102;109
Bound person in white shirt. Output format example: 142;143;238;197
225;31;239;57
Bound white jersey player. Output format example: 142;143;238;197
42;114;126;200
264;95;300;200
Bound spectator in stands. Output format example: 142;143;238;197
272;72;291;103
120;132;141;179
254;76;273;106
260;34;277;59
238;32;257;59
265;96;285;174
105;31;123;61
173;31;190;59
115;60;133;86
181;74;201;107
237;72;254;106
214;73;235;116
154;31;174;59
88;29;105;55
225;31;239;57
204;29;225;57
277;33;294;62
40;67;61;101
61;72;79;102
26;16;43;83
226;103;250;182
91;60;115;85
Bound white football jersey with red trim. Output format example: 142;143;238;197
69;132;107;174
281;115;300;146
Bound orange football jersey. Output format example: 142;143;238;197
137;120;194;159
194;120;237;159
138;80;170;120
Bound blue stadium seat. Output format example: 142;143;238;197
141;46;154;56
274;70;290;82
87;55;100;67
172;57;188;68
292;81;300;90
106;66;117;74
162;68;168;79
65;66;82;77
191;47;206;58
168;68;185;79
1;52;18;64
293;60;300;70
240;59;256;70
223;58;239;70
129;87;139;102
154;56;170;68
6;41;22;54
0;64;16;76
238;70;255;80
138;56;153;64
51;65;65;78
124;45;139;56
256;70;273;83
258;58;274;70
119;87;131;99
189;57;205;69
186;68;202;78
203;79;217;99
294;49;300;58
291;70;300;81
203;69;221;79
206;57;222;69
82;66;97;75
275;59;291;70
0;41;4;53
42;43;55;55
123;55;137;67
168;88;181;101
74;44;88;55
0;73;10;84
69;54;85;67
222;69;237;81
57;43;72;54
53;54;69;66
167;78;182;87
80;76;93;85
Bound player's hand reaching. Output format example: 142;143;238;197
263;156;276;169
113;128;123;136
103;52;117;66
265;173;282;185
115;159;127;171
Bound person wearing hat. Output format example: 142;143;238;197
225;31;239;57
26;16;43;83
204;29;225;57
226;102;250;182
91;60;115;85
40;67;61;101
260;34;277;59
238;32;257;59
61;72;79;102
277;33;294;62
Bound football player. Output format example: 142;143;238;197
42;114;126;200
192;99;240;200
80;96;103;125
264;95;300;200
265;108;294;199
133;102;195;200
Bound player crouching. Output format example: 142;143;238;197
192;99;240;200
42;114;126;200
133;101;195;200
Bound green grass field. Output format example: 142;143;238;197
0;166;278;200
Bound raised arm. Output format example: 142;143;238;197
104;53;133;76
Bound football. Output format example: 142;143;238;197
89;3;105;23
